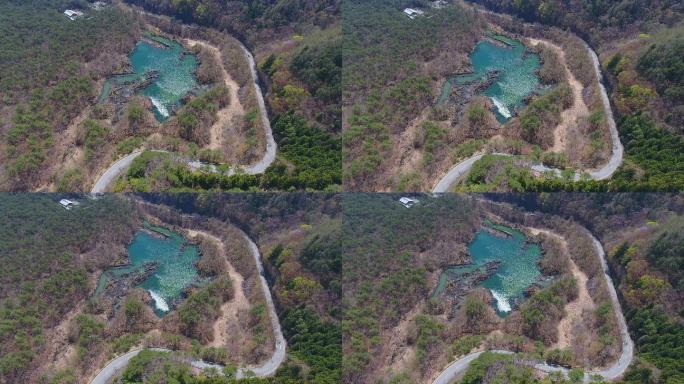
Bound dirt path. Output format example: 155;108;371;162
556;259;594;349
184;39;245;151
527;38;589;153
370;302;424;379
185;229;250;348
528;228;595;349
44;302;83;372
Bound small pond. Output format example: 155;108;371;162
438;34;542;123
433;221;542;316
95;223;203;317
98;34;199;121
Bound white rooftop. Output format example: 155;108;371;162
399;197;419;208
59;199;79;209
403;8;425;19
64;9;84;20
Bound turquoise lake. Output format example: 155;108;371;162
434;223;542;316
99;35;199;121
438;35;541;122
95;224;201;317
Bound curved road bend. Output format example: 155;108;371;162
430;228;633;384
90;38;277;193
432;41;623;193
90;150;143;194
88;230;286;384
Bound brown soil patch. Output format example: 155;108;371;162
34;107;92;191
528;228;595;350
528;38;589;153
368;302;424;381
184;39;245;151
185;229;250;349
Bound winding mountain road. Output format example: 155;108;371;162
432;39;623;192
90;36;276;193
430;228;634;384
91;150;143;193
88;229;286;383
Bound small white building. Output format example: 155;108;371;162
403;8;425;19
64;9;84;20
431;0;448;9
59;199;79;210
399;197;419;208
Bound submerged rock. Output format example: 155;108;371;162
445;260;502;317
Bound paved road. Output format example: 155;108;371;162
584;42;623;181
432;154;486;193
90;37;276;193
90;150;143;193
235;231;287;378
88;230;286;383
430;228;634;384
238;42;277;175
90;348;168;384
433;153;512;192
432;40;622;192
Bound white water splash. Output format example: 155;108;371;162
490;97;512;119
149;290;169;312
150;97;169;117
490;289;511;313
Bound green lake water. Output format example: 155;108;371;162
434;224;542;316
95;224;201;317
99;35;199;121
438;34;541;122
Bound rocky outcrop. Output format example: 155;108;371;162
444;260;502;317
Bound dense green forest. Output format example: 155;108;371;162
123;0;339;41
470;0;681;45
459;112;684;191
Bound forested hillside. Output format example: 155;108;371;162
463;0;684;191
128;193;342;383
490;193;684;383
123;0;339;42
0;0;141;190
471;0;681;45
0;194;139;383
342;194;482;382
342;0;486;190
115;0;342;192
0;193;342;383
342;194;629;383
